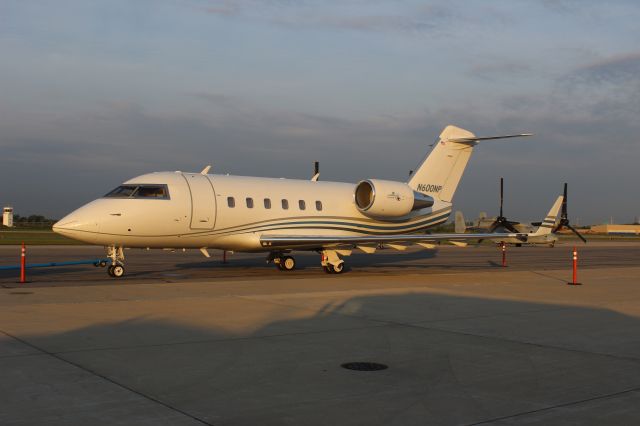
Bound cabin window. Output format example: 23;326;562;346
264;198;271;209
104;184;169;199
281;199;289;210
246;197;254;208
298;200;306;210
227;197;235;208
315;201;323;211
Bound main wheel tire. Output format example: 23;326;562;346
281;256;296;271
111;264;125;278
107;265;115;277
331;262;345;274
322;265;332;273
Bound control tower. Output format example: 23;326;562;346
2;206;13;227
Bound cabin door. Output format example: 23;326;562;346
184;173;216;229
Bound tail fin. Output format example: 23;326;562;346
408;125;476;202
531;196;563;236
407;125;532;202
454;211;466;233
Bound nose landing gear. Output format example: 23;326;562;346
106;245;126;278
108;264;125;278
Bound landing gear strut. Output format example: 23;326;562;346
106;245;125;278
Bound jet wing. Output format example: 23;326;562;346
260;232;528;250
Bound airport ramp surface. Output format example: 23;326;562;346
1;243;640;425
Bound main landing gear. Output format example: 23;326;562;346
268;249;349;273
106;245;126;278
320;250;345;274
267;252;296;271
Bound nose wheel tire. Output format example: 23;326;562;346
108;265;125;278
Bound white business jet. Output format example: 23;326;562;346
53;125;533;278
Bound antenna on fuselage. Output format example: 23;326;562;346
311;161;320;181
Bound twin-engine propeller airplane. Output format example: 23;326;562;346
53;125;534;278
455;180;586;247
455;195;564;247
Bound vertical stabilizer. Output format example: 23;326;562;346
531;196;563;236
407;125;476;202
454;211;466;233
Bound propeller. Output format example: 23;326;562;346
553;183;587;243
487;177;520;233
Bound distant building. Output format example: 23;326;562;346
590;224;640;235
2;206;13;227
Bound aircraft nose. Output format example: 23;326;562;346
52;205;99;237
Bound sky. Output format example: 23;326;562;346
1;0;639;224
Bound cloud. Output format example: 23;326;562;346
2;89;638;223
468;60;532;82
571;52;640;84
201;0;454;35
554;52;640;121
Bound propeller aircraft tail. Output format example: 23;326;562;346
530;196;563;237
454;211;467;234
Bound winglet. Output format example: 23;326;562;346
200;165;211;175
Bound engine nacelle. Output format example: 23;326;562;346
354;179;434;219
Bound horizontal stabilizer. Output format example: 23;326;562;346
448;133;533;144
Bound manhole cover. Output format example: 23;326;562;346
341;362;388;371
10;291;33;295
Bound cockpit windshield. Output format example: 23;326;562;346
104;184;169;199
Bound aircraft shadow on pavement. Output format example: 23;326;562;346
174;249;440;272
2;291;640;425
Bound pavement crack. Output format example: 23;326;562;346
403;322;640;363
468;387;640;425
0;328;215;426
